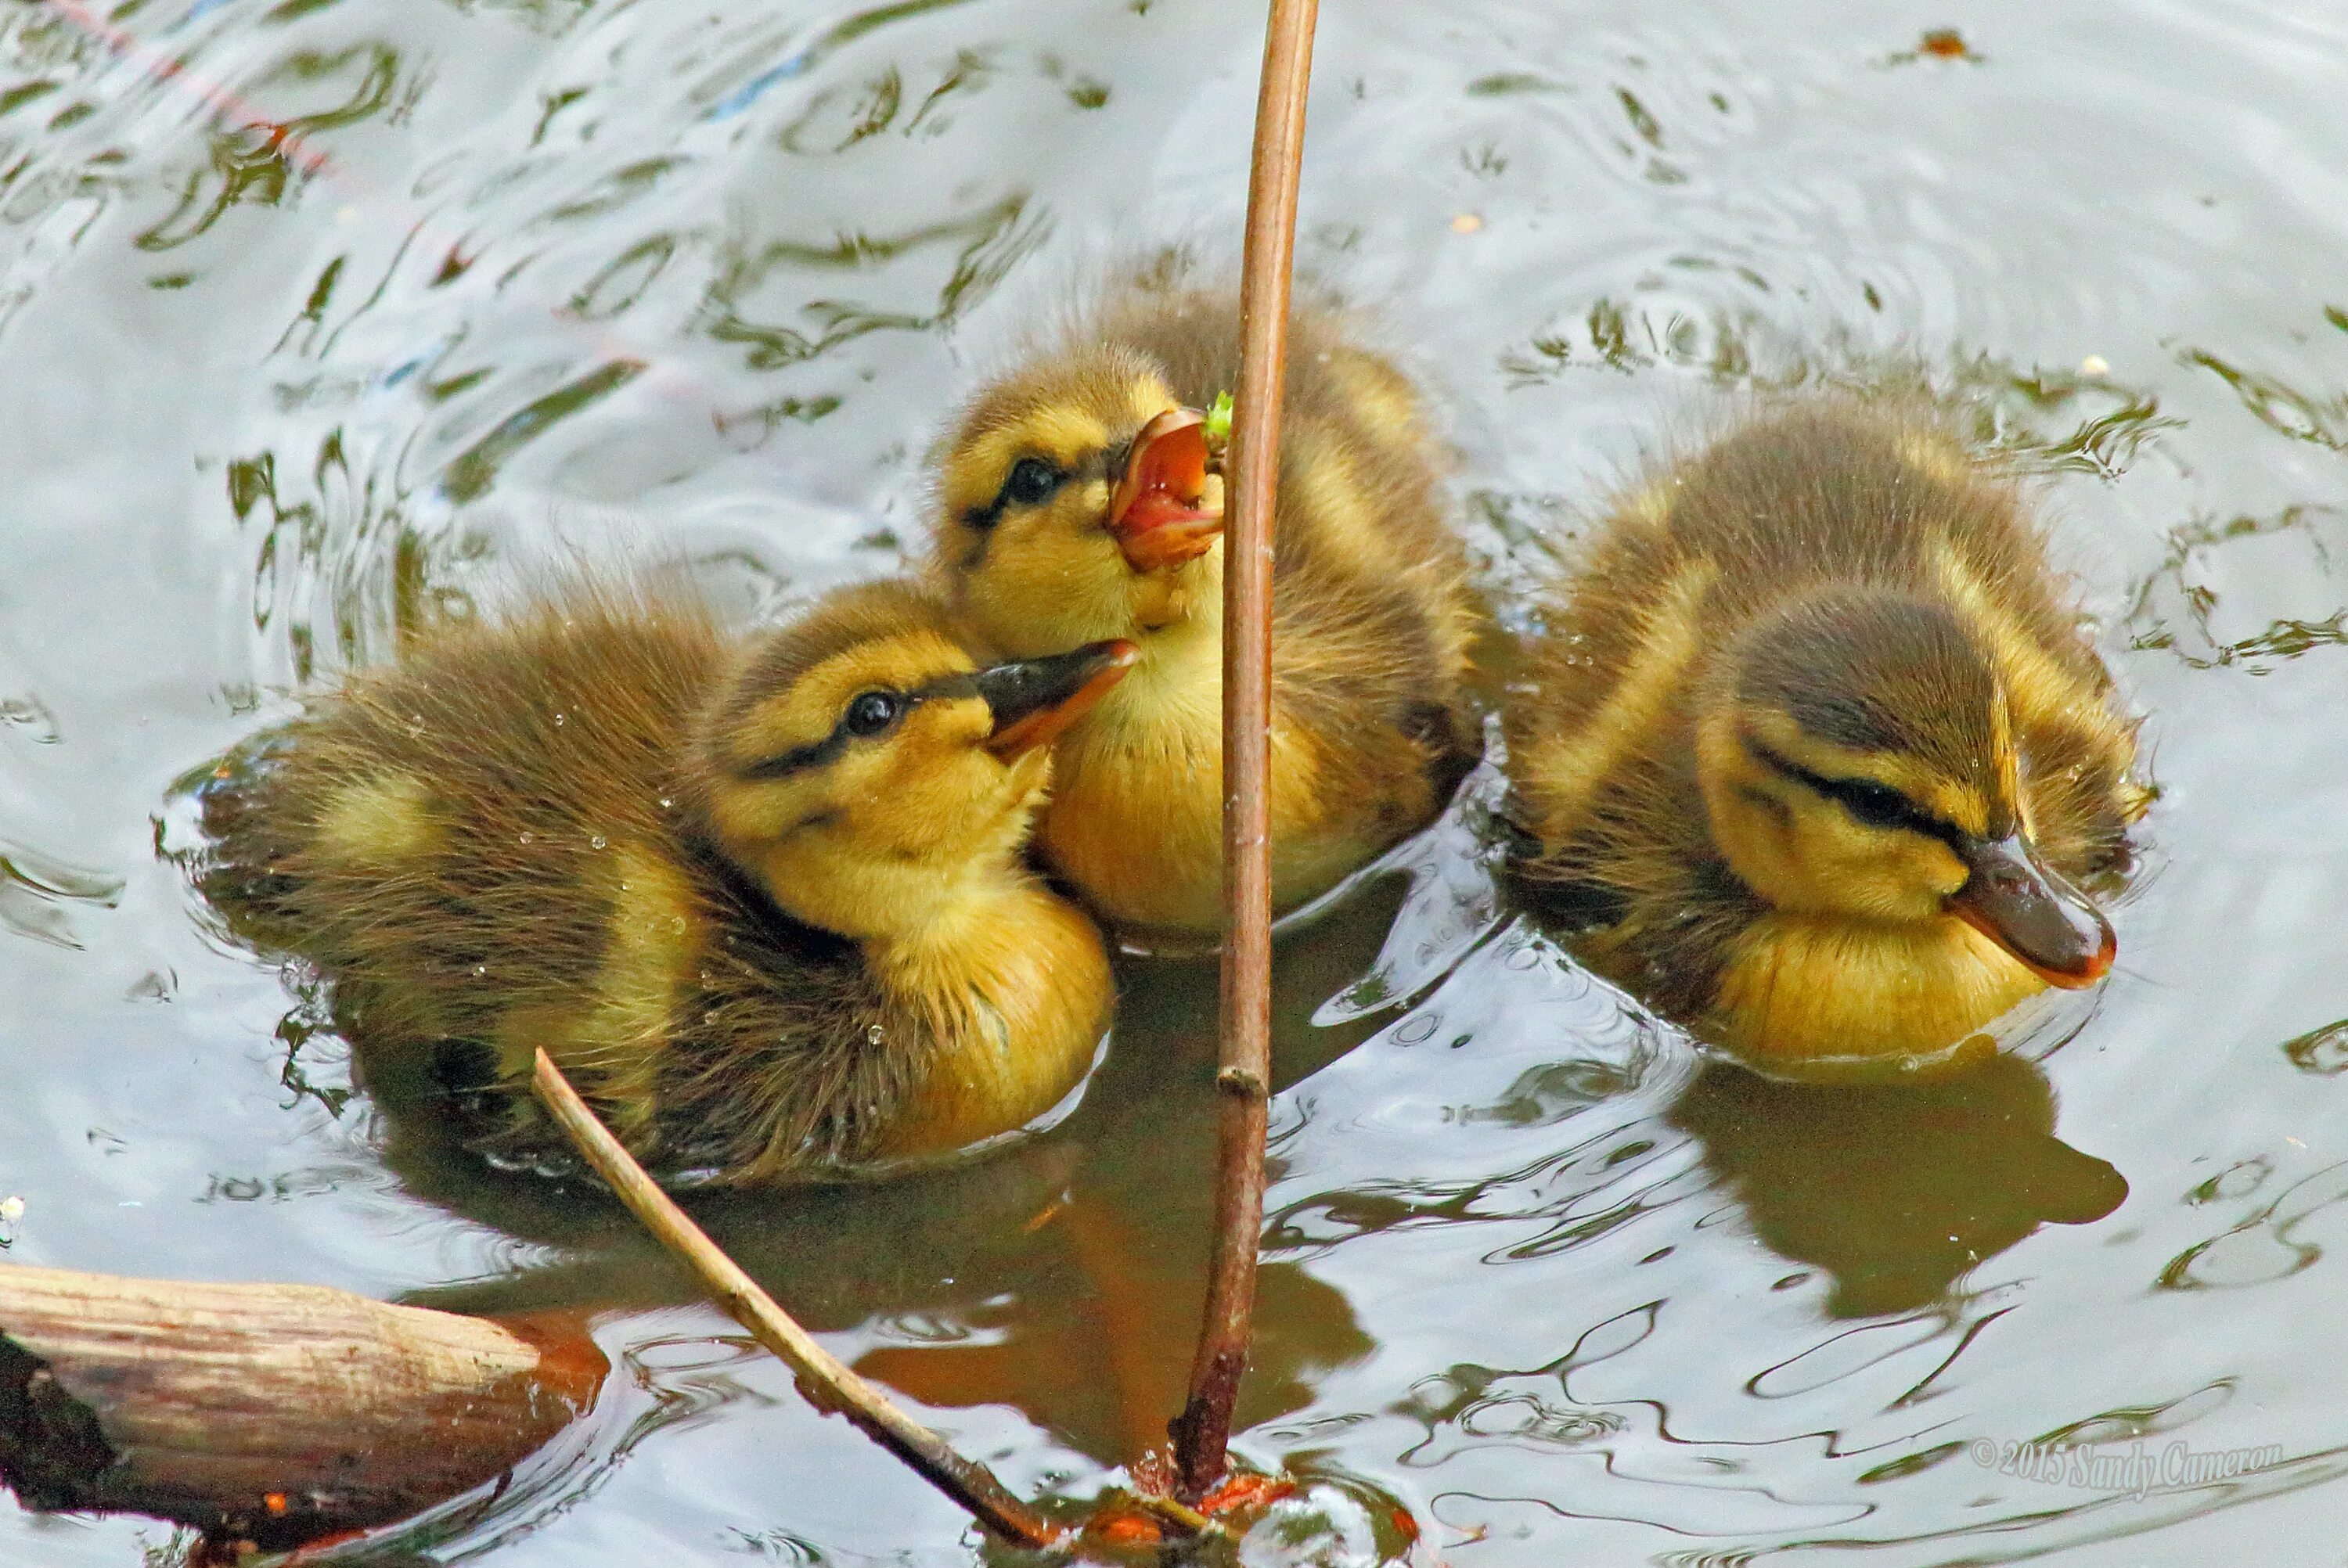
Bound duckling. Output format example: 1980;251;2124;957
1504;402;2146;1072
199;577;1135;1183
928;278;1482;940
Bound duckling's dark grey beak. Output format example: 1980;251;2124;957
1949;834;2115;989
978;639;1140;760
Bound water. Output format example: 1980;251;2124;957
5;0;2348;1561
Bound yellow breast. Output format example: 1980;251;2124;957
874;887;1114;1157
1036;626;1385;937
1699;913;2047;1074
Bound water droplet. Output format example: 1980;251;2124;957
517;831;534;845
553;711;567;727
866;1023;886;1045
657;797;673;809
590;834;608;850
473;965;487;978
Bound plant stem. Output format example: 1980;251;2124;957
529;1050;1061;1549
1171;0;1320;1505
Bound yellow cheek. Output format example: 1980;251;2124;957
862;727;1016;854
1717;789;1968;923
1794;817;1963;925
1824;831;1968;921
964;509;1137;653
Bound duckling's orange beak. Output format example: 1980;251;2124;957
1949;834;2115;989
978;639;1140;760
1108;407;1223;573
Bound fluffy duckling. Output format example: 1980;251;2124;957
929;280;1482;940
200;578;1134;1183
1505;403;2145;1073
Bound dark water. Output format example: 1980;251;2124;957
5;0;2348;1561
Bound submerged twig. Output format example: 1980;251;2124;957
529;1050;1061;1550
1171;0;1321;1505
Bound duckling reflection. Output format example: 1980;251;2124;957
373;888;1399;1460
1668;1052;2127;1318
931;269;1484;940
1506;401;2148;1074
199;577;1130;1185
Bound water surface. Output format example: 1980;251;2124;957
5;0;2348;1562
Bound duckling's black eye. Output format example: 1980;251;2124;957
844;691;902;736
1001;456;1063;508
1835;779;1913;829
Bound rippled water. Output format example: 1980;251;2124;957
5;0;2348;1561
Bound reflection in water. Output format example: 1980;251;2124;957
1669;1053;2127;1318
373;874;1406;1465
2127;502;2348;673
2282;1017;2348;1075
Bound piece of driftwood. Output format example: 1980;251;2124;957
0;1264;604;1552
1172;0;1320;1505
528;1050;1063;1548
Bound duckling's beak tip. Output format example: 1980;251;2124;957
979;640;1139;760
1950;834;2116;990
2042;923;2118;990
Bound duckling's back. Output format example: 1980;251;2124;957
1630;408;2112;677
200;588;912;1182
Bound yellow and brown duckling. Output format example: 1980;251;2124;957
1504;401;2146;1074
199;577;1134;1183
929;279;1483;940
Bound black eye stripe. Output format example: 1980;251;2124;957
1740;735;1961;844
736;728;852;781
960;451;1116;532
734;672;990;780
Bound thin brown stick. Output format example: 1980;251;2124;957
1171;0;1320;1505
528;1051;1060;1549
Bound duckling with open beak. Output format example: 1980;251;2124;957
931;275;1483;940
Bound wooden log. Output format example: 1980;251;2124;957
0;1264;605;1552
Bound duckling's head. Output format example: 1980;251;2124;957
932;344;1224;659
696;581;1135;943
1693;586;2115;988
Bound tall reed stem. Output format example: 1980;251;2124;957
1171;0;1320;1505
